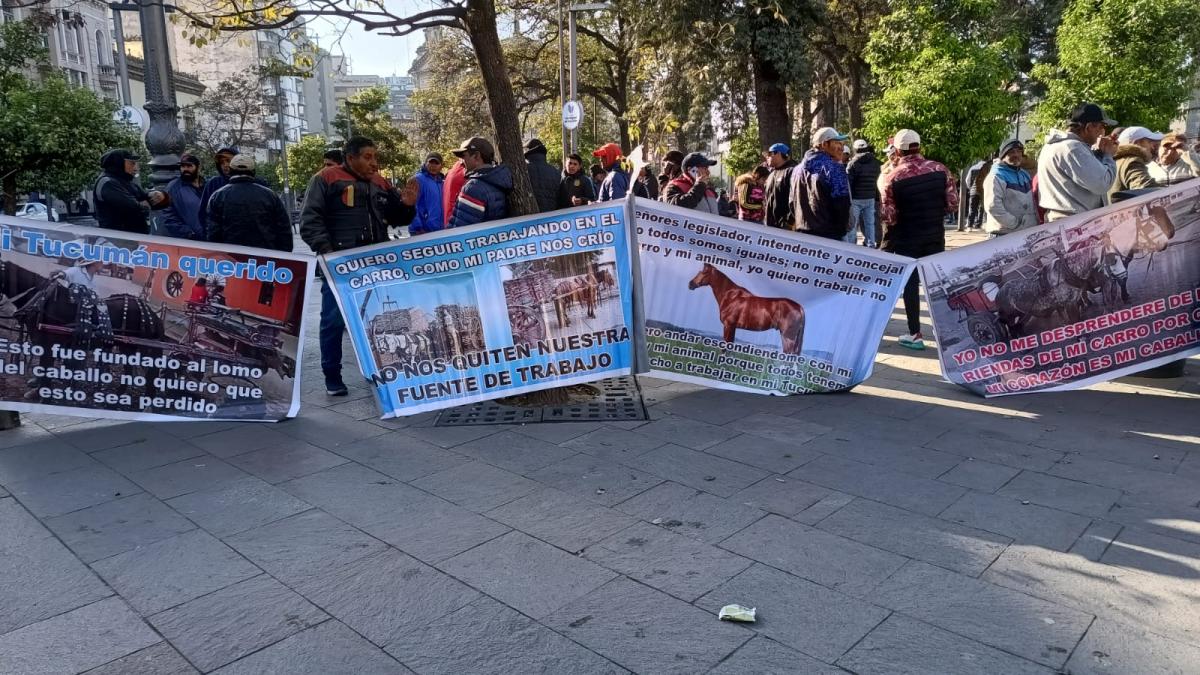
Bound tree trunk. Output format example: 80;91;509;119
848;64;864;134
617;119;631;154
752;53;791;149
463;0;536;218
464;0;570;407
2;174;16;216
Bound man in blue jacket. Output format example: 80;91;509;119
448;137;512;228
410;152;445;235
593;143;628;201
791;127;852;240
159;153;205;239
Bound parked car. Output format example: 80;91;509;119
14;202;59;222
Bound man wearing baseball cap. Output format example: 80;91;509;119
791;127;852;240
763;142;797;228
879;129;959;350
846;139;881;247
1036;102;1118;221
410;152;445;235
663;152;720;213
207;154;293;252
160;152;206;240
1108;126;1163;200
447;136;513;228
592;142;629;201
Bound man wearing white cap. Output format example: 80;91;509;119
790;127;852;240
1109;126;1162;200
846;139;881;247
880;129;958;350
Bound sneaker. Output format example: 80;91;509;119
325;375;349;396
898;332;926;350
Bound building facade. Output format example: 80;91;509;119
1;0;118;100
120;1;307;161
301;48;342;139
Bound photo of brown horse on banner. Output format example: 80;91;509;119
688;263;806;355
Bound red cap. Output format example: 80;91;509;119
592;142;622;167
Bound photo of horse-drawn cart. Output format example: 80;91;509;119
357;273;485;371
501;248;622;345
929;193;1192;348
0;224;307;419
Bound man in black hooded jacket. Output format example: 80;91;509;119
94;149;165;234
523;139;561;212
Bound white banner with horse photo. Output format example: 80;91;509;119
0;216;314;421
634;198;914;394
920;180;1200;397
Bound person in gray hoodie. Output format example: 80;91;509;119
983;139;1036;236
1036;103;1118;221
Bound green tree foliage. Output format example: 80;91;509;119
1031;0;1200;132
724;123;763;177
183;73;269;158
333;86;416;180
407;30;493;158
0;19;140;212
861;0;1018;172
281;134;332;195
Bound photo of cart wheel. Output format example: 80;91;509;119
500;248;622;344
0;228;307;419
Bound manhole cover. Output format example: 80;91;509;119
436;377;647;426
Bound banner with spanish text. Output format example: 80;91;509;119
0;216;313;421
920;180;1200;396
634;198;914;394
322;202;641;417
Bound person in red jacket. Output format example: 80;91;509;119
442;159;467;228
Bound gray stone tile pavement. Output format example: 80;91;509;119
0;248;1197;672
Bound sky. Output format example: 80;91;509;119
308;0;440;78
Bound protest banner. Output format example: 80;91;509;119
0;216;313;420
634;198;914;394
920;181;1200;396
322;202;640;417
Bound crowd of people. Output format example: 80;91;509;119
87;99;1197;390
91;145;295;254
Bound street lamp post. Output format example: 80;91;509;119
108;3;135;105
566;3;607;156
137;0;184;191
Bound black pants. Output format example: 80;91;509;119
968;192;983;228
889;240;945;335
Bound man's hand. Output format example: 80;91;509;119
399;178;419;206
695;165;710;182
1097;136;1117;156
147;190;167;206
571;196;585;206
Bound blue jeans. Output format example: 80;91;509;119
850;198;877;247
319;280;345;378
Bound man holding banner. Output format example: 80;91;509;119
301;136;418;396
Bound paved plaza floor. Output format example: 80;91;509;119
1;229;1198;674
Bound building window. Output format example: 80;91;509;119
95;30;107;66
257;281;275;307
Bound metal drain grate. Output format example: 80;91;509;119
436;401;542;426
543;377;646;422
436;376;647;426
